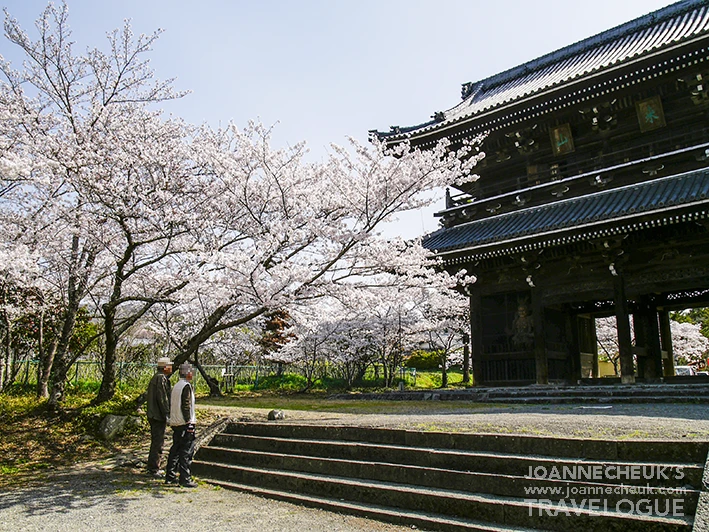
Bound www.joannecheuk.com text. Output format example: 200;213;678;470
526;465;685;481
523;484;689;499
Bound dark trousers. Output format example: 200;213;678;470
147;418;167;473
166;425;196;483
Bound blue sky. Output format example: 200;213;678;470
1;0;675;237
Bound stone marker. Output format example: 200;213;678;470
267;409;285;420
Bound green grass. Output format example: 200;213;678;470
0;386;153;489
0;366;474;489
199;393;496;414
232;369;472;393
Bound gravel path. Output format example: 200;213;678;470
205;402;709;440
3;402;709;532
0;465;414;532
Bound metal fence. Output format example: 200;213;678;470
8;360;275;394
8;360;418;393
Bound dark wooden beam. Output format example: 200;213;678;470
614;273;635;384
532;288;549;385
469;287;484;386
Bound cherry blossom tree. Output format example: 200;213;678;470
597;315;709;373
0;245;40;391
414;288;468;388
670;320;709;366
0;3;193;405
277;260;471;390
671;308;709;342
0;3;484;404
166;123;482;386
596;316;627;375
276;309;341;391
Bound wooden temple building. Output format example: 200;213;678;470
373;0;709;386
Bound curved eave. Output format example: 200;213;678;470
375;0;709;144
422;168;709;264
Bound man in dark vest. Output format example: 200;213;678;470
165;361;198;488
146;356;172;477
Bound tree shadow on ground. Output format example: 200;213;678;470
0;464;172;517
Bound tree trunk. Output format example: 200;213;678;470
47;353;71;410
47;302;81;410
462;333;470;385
47;236;96;410
95;305;118;404
37;342;57;398
37;310;58;398
193;355;222;397
441;355;448;388
0;312;10;393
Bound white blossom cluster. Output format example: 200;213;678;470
0;4;480;400
596;316;708;369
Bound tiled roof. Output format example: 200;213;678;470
380;0;709;140
422;169;709;258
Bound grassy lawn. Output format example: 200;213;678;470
0;393;111;489
0;369;484;489
199;393;498;414
0;375;491;490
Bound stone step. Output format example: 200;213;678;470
193;461;693;532
196;445;700;510
330;384;709;404
208;433;703;489
222;422;709;463
478;395;709;404
204;478;541;532
481;389;709;398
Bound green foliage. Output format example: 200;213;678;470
69;307;101;354
411;370;442;388
405;349;441;370
254;373;308;391
71;390;144;435
314;376;348;391
119;342;157;365
252;373;351;392
1;382;37;397
0;392;43;420
0;465;20;475
66;379;101;394
408;369;466;389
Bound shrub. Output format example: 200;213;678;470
254;373;308;391
405;350;441;370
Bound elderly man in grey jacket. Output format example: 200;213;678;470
146;356;172;477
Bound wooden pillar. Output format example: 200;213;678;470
658;310;675;377
633;311;647;378
469;288;483;386
646;301;663;380
634;296;663;379
591;317;599;378
531;288;548;385
613;274;635;384
462;333;471;385
566;310;582;383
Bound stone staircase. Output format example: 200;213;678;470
329;383;709;404
192;422;708;531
